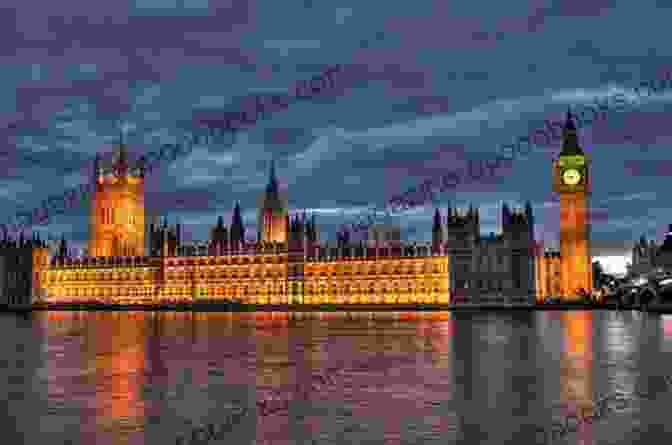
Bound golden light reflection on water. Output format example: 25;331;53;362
34;309;452;444
89;313;148;425
23;309;672;444
560;312;593;443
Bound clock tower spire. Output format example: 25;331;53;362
552;110;592;299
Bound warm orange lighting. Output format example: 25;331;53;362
563;312;592;363
43;251;452;305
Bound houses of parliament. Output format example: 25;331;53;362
0;113;593;306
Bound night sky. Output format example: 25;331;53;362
2;1;671;275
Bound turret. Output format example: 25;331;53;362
57;234;68;258
502;202;511;226
258;160;287;243
93;153;102;184
309;213;318;242
432;208;443;254
138;155;146;178
525;200;534;240
230;201;245;249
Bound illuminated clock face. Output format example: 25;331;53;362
562;169;582;186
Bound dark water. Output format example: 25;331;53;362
2;310;672;444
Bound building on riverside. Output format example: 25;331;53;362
33;117;597;305
535;111;593;301
431;203;537;301
628;224;672;276
0;231;49;305
38;153;450;304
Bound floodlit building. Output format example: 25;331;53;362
40;155;449;304
535;111;593;301
32;115;597;305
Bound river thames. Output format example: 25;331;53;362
2;310;672;444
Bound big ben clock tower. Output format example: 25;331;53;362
552;111;593;299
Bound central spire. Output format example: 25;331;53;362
266;159;279;194
112;120;132;176
263;159;283;212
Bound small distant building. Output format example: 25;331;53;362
629;224;672;276
655;225;672;272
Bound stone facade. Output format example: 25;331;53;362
432;203;537;302
41;243;449;305
89;142;145;257
0;234;49;305
33;134;602;305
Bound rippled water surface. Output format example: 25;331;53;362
2;310;672;444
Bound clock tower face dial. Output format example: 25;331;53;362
562;168;582;186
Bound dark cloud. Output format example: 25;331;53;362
262;128;307;145
0;1;668;273
390;96;451;114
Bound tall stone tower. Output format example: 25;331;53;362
89;136;145;257
552;111;592;298
258;160;287;243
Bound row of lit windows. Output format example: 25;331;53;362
304;264;445;275
165;257;284;267
161;257;445;267
44;290;448;303
100;208;137;225
160;267;445;280
47;287;154;297
303;286;443;294
46;269;449;282
164;271;285;280
45;272;152;281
